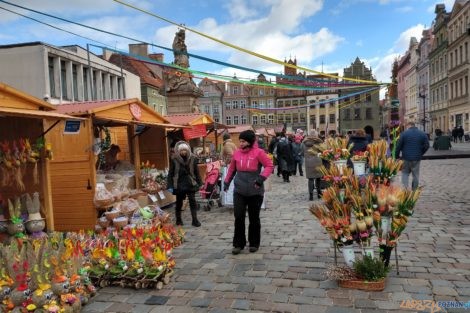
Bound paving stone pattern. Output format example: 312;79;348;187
85;158;470;312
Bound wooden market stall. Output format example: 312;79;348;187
0;82;82;232
48;99;183;231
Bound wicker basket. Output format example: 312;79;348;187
94;198;114;209
105;210;120;221
113;216;128;228
338;278;385;291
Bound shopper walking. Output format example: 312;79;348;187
302;131;324;200
276;134;295;182
222;132;237;165
224;130;274;255
291;135;304;176
167;141;202;227
395;121;430;190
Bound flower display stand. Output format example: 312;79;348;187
338;278;386;291
352;161;366;176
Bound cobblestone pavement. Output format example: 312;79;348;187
85;158;470;313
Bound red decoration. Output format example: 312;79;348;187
129;103;142;120
183;124;206;140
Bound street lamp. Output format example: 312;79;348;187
418;92;426;133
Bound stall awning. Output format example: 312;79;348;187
0;106;84;120
165;113;214;126
92;116;189;129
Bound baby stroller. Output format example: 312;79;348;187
199;160;222;211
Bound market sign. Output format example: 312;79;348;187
183;124;206;140
64;120;81;134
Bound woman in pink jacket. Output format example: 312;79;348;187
224;130;274;255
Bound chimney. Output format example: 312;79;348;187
102;48;114;61
129;43;148;57
149;53;164;62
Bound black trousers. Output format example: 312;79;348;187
175;190;198;222
233;192;264;249
308;178;322;196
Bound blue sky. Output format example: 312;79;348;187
0;0;456;86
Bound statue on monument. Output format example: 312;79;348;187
167;28;201;96
172;29;190;68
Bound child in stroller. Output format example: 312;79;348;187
199;160;222;211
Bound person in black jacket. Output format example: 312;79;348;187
167;141;202;227
276;134;295;182
347;129;369;154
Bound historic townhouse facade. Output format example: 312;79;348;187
197;78;225;123
429;4;450;134
339;58;381;138
447;0;470;132
0;42;140;105
275;58;308;131
306;93;339;136
224;79;251;126
416;28;433;133
403;37;420;125
249;74;276;126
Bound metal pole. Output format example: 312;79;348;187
423;95;426;133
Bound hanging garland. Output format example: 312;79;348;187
97;127;111;170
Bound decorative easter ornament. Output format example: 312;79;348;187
25;193;47;237
6;199;25;238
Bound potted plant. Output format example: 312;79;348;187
338;255;389;291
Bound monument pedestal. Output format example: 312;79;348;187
166;90;203;114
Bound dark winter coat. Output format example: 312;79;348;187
302;136;324;179
276;138;295;172
167;154;202;193
348;135;369;154
395;127;430;161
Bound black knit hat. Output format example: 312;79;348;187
239;130;256;146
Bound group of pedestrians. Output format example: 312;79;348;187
451;126;465;143
166;122;430;257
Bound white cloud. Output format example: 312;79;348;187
154;0;339;76
224;0;258;21
396;6;413;13
427;0;455;13
391;24;425;54
356;40;363;47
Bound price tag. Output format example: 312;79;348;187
148;194;158;203
158;190;166;200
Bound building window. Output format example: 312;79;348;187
293;113;298;123
292;100;298;106
278;100;284;107
232;86;238;95
213;106;219;113
344;108;351;120
83;67;90;101
259;100;265;108
226;116;232;125
320;103;325;109
310;115;316;127
267;99;274;108
241;115;247;124
60;60;68;100
260;115;266;124
259;89;264;96
329;113;335;124
268;114;274;124
252;115;258;125
225;101;231;109
72;64;79;100
48;56;56;98
300;113;306;123
233;115;239;125
354;108;361;120
214;116;220;123
366;93;371;102
365;108;372;119
252;100;258;108
278;114;284;122
285;114;292;123
233;100;239;109
319;115;325;124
